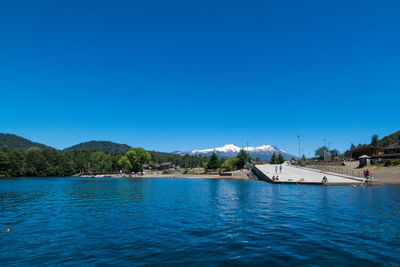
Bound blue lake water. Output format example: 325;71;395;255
0;177;399;266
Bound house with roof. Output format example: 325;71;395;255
384;141;400;155
371;141;400;160
158;162;175;170
345;146;384;160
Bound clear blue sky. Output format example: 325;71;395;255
1;0;399;156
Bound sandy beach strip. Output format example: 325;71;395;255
81;172;250;180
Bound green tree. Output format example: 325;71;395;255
375;130;399;148
277;153;285;164
223;156;239;171
0;151;10;175
350;143;356;150
315;146;329;160
8;149;26;176
207;152;220;170
26;147;49;176
41;148;60;176
329;149;340;159
148;160;156;170
90;151;112;172
236;149;249;169
126;147;151;172
183;154;191;168
59;152;76;176
270;152;277;164
219;158;225;168
110;152;123;172
371;134;378;146
41;148;58;166
118;155;132;173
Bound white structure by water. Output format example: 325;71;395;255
254;164;365;185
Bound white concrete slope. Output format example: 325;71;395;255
254;164;364;185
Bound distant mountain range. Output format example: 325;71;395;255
4;130;397;160
0;133;294;160
0;133;53;150
63;141;131;153
0;134;131;153
174;144;296;161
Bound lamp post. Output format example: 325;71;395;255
297;135;301;161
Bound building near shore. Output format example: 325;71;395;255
384;142;400;155
371;141;400;160
159;162;175;170
345;146;384;159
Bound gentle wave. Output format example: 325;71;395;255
0;177;399;266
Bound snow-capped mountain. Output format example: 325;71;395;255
174;144;296;161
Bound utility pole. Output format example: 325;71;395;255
297;135;301;160
323;139;327;165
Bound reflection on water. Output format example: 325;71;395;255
0;177;399;265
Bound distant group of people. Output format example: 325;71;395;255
363;169;371;179
271;165;283;181
275;165;282;174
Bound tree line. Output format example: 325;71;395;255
0;146;252;177
0;147;124;177
314;146;340;160
269;152;285;164
350;131;400;150
118;148;252;172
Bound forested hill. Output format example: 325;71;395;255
374;130;400;147
0;133;52;150
354;130;400;149
64;141;131;153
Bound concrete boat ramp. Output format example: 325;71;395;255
253;164;368;186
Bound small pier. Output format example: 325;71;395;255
253;164;367;185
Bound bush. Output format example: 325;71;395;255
384;160;392;167
383;159;400;167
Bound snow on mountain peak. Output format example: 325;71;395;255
216;144;241;152
190;144;240;154
174;143;294;160
179;144;285;155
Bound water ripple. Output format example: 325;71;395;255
0;177;399;266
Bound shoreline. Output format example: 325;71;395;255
81;173;250;180
143;173;249;179
306;162;400;184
